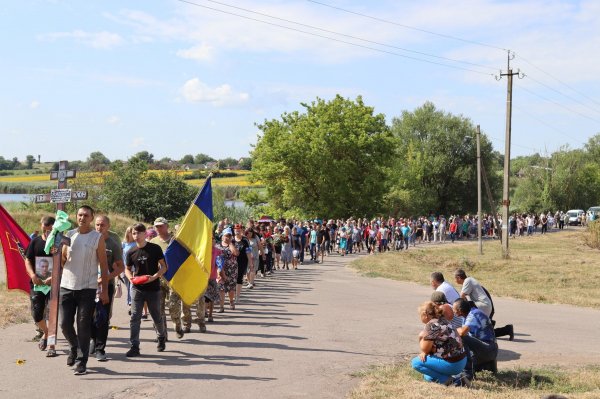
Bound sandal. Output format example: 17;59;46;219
38;339;47;351
46;348;57;357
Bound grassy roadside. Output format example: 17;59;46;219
0;284;30;328
348;229;600;398
350;229;600;308
350;363;600;399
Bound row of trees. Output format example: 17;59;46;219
80;151;251;172
250;95;599;218
511;137;600;212
0;155;37;170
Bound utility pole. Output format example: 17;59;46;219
497;50;523;259
477;125;482;255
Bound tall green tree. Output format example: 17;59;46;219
102;159;195;222
180;154;194;164
25;155;36;169
86;151;110;171
194;153;215;165
130;151;154;164
389;102;501;216
251;95;395;218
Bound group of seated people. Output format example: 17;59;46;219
411;270;514;387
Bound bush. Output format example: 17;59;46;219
585;220;600;249
101;159;196;222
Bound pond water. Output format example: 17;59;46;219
0;193;33;203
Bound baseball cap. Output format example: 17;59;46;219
153;217;168;226
234;223;243;230
223;228;233;236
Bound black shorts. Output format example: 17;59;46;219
30;288;50;323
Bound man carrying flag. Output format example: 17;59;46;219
164;176;213;326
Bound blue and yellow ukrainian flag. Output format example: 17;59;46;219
164;176;213;305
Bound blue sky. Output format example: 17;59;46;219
2;0;599;162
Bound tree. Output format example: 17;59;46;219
0;156;13;170
86;151;110;171
102;159;195;222
389;102;501;216
180;154;195;164
239;157;252;170
218;157;238;169
252;95;395;218
129;151;154;164
194;153;215;165
25;155;36;169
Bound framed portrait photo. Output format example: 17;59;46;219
35;257;53;280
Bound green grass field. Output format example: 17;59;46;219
350;229;600;308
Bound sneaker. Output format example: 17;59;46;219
176;328;184;339
89;340;96;355
95;350;107;362
245;283;253;289
183;326;191;334
458;373;472;388
73;363;87;375
508;324;514;341
207;316;214;323
199;324;207;333
141;313;148;320
126;346;140;357
157;338;166;352
66;350;77;367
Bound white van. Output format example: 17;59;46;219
566;209;585;225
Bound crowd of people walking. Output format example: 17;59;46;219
23;207;569;379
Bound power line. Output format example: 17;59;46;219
486;134;542;153
524;74;600;116
513;106;586;146
175;0;495;76
195;0;498;71
306;1;600;124
515;81;600;125
515;53;600;108
306;0;508;51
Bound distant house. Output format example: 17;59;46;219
204;161;218;170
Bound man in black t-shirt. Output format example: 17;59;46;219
124;223;167;357
24;215;57;357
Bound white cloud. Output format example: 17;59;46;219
107;115;120;125
30;100;40;109
38;30;123;49
181;78;249;106
176;43;214;62
131;137;145;148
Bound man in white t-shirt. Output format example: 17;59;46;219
430;271;460;304
454;269;492;317
60;205;109;376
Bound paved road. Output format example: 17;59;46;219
2;250;599;399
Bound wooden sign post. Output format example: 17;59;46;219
34;161;87;347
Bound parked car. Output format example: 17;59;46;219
588;206;600;222
566;209;585;225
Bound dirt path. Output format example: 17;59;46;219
1;250;599;399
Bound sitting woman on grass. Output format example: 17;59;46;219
411;301;467;385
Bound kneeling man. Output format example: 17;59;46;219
453;298;498;381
